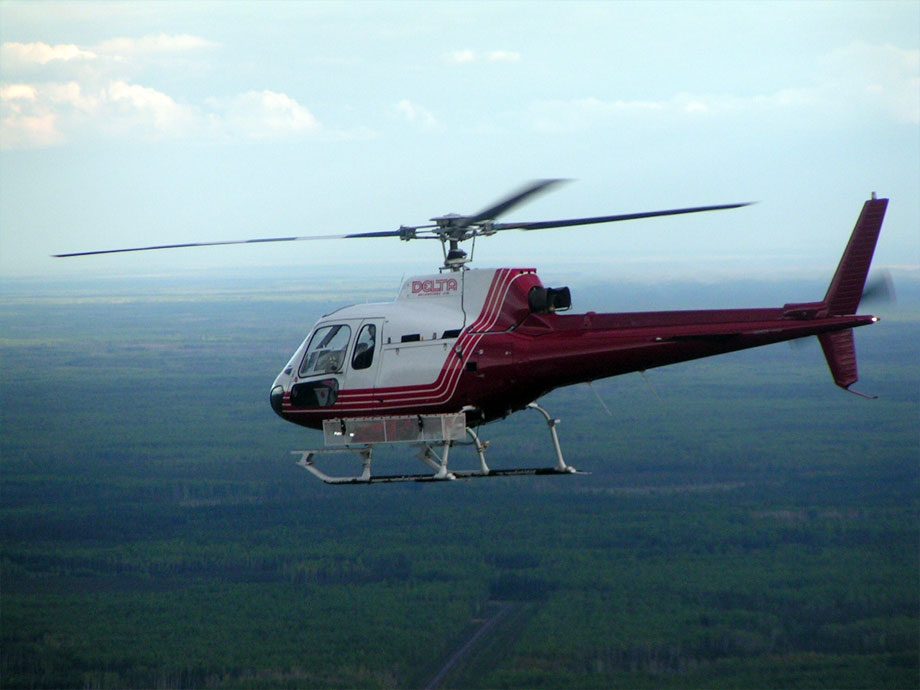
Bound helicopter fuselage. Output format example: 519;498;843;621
270;263;876;431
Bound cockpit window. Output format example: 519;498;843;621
299;324;352;377
351;324;376;370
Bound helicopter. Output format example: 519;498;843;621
55;180;888;484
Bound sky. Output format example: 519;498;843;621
1;1;918;285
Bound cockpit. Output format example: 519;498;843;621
280;320;381;411
299;324;352;376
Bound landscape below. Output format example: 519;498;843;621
1;273;917;689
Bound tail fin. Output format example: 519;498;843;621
823;196;888;316
818;196;887;398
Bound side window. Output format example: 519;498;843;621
299;325;352;377
351;324;377;370
290;378;338;408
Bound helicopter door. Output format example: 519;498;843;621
344;319;384;394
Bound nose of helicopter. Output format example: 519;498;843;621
270;385;285;417
271;362;296;418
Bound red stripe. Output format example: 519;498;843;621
334;269;512;405
284;269;524;415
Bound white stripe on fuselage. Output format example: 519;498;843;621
286;268;525;414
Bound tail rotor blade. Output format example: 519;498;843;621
860;270;896;307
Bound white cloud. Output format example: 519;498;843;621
446;49;520;65
529;97;665;132
529;42;920;132
0;80;325;148
0;78;198;148
395;99;437;129
0;84;37;101
107;80;196;134
1;34;218;76
486;50;520;63
46;82;99;112
94;34;220;57
0;34;326;148
1;82;64;148
448;49;476;64
1;42;98;69
818;42;919;125
682;100;709;115
214;90;319;139
0;111;63;149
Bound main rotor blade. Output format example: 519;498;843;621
460;178;569;227
52;229;412;258
491;202;753;232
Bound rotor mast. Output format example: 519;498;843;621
430;213;474;271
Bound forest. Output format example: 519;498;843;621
1;271;917;689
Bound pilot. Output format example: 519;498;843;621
352;325;376;369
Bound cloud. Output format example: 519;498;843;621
1;82;63;148
395;99;437;129
0;35;325;148
1;42;98;66
448;49;476;64
485;50;520;63
107;80;195;134
94;34;220;56
529;42;920;132
529;97;666;132
46;81;99;113
818;42;919;125
1;84;37;101
0;78;196;148
0;111;63;149
446;49;520;64
0;81;324;148
213;90;319;139
1;34;218;77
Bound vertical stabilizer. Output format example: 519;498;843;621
819;329;858;388
818;328;876;398
823;197;888;316
815;196;887;398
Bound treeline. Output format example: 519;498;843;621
4;478;915;688
2;288;917;688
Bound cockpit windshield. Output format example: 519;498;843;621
299;324;352;377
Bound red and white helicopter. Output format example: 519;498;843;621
57;180;888;483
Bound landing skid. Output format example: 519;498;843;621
293;404;584;484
